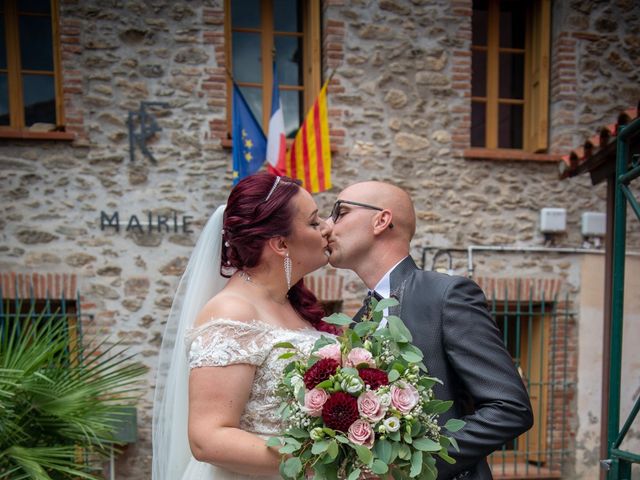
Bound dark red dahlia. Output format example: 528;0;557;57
359;368;389;390
303;358;339;389
321;392;359;431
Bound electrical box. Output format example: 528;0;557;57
582;212;606;236
540;208;567;233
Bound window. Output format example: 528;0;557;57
225;0;321;138
471;0;550;152
0;0;65;133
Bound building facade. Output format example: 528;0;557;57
1;0;639;478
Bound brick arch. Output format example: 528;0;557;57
0;272;78;300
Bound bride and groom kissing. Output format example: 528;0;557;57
152;172;533;480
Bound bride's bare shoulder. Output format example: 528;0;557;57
194;291;259;328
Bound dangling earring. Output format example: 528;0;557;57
284;252;292;290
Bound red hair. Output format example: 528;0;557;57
221;172;338;334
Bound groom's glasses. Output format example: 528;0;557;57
329;200;394;228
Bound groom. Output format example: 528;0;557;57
326;181;533;480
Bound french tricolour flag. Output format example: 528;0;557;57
266;62;286;176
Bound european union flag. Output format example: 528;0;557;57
232;84;266;184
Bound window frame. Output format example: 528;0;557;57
224;0;321;138
470;0;550;154
0;0;69;138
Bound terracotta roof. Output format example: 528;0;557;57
559;101;640;183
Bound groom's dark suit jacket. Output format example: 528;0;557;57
357;257;533;480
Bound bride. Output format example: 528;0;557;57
152;172;339;479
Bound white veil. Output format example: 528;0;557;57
152;205;228;480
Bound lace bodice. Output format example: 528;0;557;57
186;318;332;435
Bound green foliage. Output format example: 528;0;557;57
0;309;147;479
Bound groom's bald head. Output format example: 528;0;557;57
338;181;416;242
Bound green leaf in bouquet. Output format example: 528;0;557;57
388;430;402;442
371;459;389;474
313;336;338;352
388;316;413;343
397;443;412;460
410;449;423;477
281;457;303;479
354;321;376;337
323;312;353;326
447;435;460;452
412;437;441;452
417;377;437;390
388;369;401;382
400;344;423;363
287;427;310;438
389;441;400;463
444;418;466;433
353;444;373;465
391;466;411;480
437;450;456;464
375;297;400;311
311;440;330;454
265;437;282;447
278;352;297;360
403;430;413;444
327;439;339;459
422;399;453;415
315;462;339;479
340;367;359;377
279;443;301;454
335;434;350;444
347;467;361;480
373;438;392;464
315;379;333;390
274;341;296;350
420;456;437;480
322;427;336;437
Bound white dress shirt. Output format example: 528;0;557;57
371;258;405;328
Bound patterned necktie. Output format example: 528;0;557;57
363;290;382;318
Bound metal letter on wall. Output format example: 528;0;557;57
128;101;170;164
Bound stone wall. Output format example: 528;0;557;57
1;1;639;478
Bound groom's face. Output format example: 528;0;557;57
326;185;378;270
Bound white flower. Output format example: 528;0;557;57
377;391;392;407
341;375;365;394
310;427;325;441
383;416;401;432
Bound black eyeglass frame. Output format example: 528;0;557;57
329;200;394;228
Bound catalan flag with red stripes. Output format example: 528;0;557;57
285;81;331;193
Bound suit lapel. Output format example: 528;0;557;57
389;256;419;317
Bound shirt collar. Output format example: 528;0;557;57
372;258;405;299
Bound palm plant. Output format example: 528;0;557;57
0;307;147;479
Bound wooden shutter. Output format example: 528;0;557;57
524;0;551;152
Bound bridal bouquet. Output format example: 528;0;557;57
268;297;465;480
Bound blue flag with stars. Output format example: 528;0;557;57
232;83;266;184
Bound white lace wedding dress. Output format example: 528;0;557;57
179;317;331;480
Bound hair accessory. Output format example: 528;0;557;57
221;229;225;235
264;176;281;202
224;241;230;247
284;251;292;290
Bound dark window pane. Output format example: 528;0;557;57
499;52;524;99
0;74;9;125
281;89;301;138
239;85;262;128
498;103;523;149
0;15;6;68
275;35;301;86
18;0;50;14
472;49;486;97
19;15;53;70
274;0;301;32
22;74;55;125
499;1;526;48
231;0;261;29
472;0;488;46
232;32;262;84
471;101;486;147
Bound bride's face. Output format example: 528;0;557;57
285;189;332;277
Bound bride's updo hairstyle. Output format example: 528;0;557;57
221;172;338;334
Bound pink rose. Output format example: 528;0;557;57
357;391;387;422
303;388;330;417
316;343;342;365
390;382;419;414
348;419;375;448
345;348;375;368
